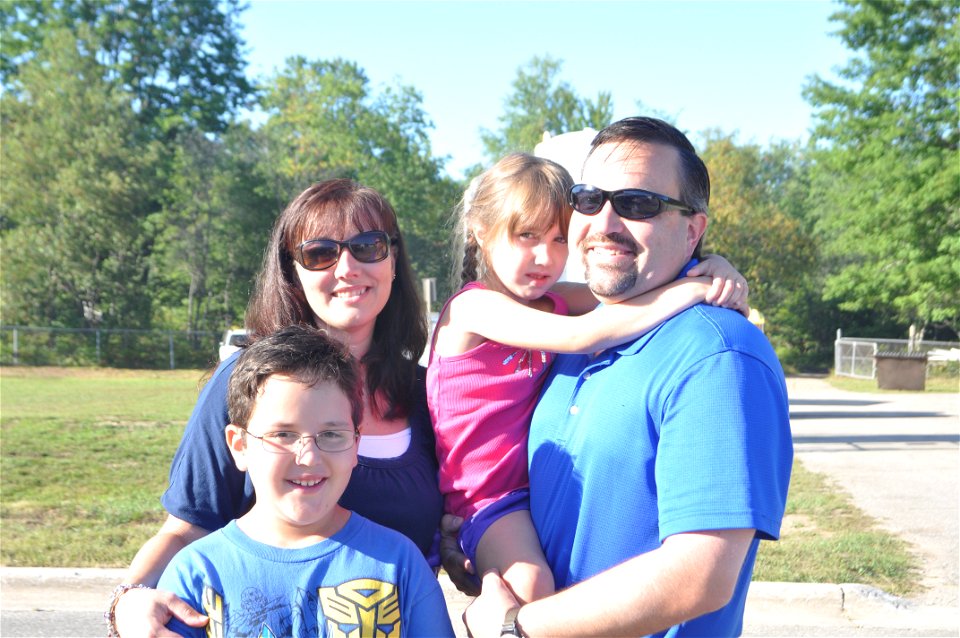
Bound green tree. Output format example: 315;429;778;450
1;0;253;134
147;125;276;335
208;124;284;328
702;133;817;311
803;0;959;337
257;57;460;290
480;56;613;162
259;58;382;195
700;133;824;365
1;27;159;329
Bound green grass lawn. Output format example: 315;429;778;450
0;366;923;596
827;372;958;393
1;366;205;566
753;461;919;596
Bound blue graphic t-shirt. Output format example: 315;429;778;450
157;515;454;638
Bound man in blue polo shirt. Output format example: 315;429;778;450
464;117;792;638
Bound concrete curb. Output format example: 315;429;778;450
746;581;959;631
0;567;126;611
3;568;957;630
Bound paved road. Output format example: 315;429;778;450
786;376;959;611
2;376;958;637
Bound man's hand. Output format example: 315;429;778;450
463;570;521;638
439;514;480;596
113;587;207;637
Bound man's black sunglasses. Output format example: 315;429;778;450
295;230;396;271
569;184;696;220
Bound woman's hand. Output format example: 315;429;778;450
687;255;749;316
112;586;207;637
439;514;481;596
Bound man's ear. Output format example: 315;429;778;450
225;424;249;472
686;212;708;254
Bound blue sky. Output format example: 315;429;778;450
239;1;850;179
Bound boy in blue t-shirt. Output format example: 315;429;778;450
157;326;454;638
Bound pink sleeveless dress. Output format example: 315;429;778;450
426;282;569;520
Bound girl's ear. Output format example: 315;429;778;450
225;424;249;472
471;227;484;248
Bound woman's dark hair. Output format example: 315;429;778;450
245;179;427;420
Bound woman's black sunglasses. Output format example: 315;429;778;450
569;184;696;220
295;230;397;271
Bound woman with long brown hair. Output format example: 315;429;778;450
108;179;443;636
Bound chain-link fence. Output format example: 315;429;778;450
834;332;959;380
0;325;221;369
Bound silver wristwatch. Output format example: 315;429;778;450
500;606;524;637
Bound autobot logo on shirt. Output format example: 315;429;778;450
202;585;225;637
197;579;400;637
318;578;401;638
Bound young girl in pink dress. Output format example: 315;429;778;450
426;153;748;603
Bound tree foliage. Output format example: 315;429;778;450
803;0;959;335
700;133;832;365
257;57;460;294
702;134;817;308
480;56;613;162
147;125;276;334
4;3;956;371
1;0;253;134
1;27;159;328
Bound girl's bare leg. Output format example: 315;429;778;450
475;509;554;603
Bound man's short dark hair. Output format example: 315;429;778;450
589;116;710;216
227;326;363;431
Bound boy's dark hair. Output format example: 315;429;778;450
226;326;363;432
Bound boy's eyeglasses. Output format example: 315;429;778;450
569;184;696;220
295;230;396;271
245;430;358;454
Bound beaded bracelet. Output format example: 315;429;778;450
104;583;149;637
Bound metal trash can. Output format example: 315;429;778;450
875;351;928;391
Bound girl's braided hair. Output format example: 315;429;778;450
450;153;573;291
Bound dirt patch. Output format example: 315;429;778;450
98;419;172;428
779;513;834;538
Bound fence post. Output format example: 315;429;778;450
169;333;175;370
422;277;436;317
834;329;842;376
96;329;101;365
13;327;19;365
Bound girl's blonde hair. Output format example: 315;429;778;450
452;153;573;288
